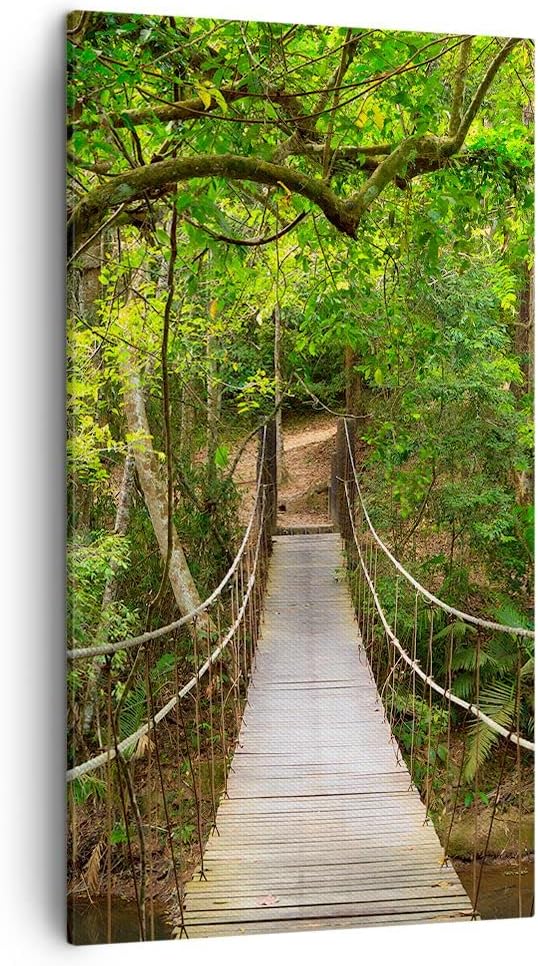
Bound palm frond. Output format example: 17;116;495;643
434;620;476;642
463;679;515;782
119;682;147;740
451;670;475;700
495;601;533;633
520;656;534;679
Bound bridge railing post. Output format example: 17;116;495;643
331;418;356;542
258;419;277;533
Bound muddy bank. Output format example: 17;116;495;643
437;807;534;861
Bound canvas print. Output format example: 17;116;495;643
66;9;535;944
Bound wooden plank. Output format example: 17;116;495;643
181;533;473;938
182;909;473;938
183;877;468;900
213;813;429;830
183;896;472;925
184;884;469;912
189;871;466;891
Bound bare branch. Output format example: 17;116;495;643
183;210;308;247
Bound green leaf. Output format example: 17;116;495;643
110;822;128;845
214;444;229;468
155;228;169;246
196;86;212;109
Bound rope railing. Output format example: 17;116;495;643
68;425;270;661
67;421;277;940
343;481;535;752
332;417;533;918
67;488;267;781
342;420;534;640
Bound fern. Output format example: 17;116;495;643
119;682;147;739
451;644;490;673
463;680;515;782
433;620;476;643
495;600;533;632
450;670;475;700
118;651;178;739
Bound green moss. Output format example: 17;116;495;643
436;809;534;860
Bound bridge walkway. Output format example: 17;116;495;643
182;532;473;937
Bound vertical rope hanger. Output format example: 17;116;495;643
340;447;533;920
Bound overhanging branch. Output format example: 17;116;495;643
68;154;359;251
67;37;521;254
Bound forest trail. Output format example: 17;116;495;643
234;413;337;528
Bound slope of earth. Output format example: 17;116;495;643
233;413;337;528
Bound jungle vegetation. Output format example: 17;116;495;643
66;11;534;889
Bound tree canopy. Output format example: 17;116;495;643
67;16;531;249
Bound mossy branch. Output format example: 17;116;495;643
67;38;520;253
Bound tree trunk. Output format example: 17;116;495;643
178;378;197;460
528;262;534;393
206;331;221;485
515;258;534;395
82;448;136;734
120;345;203;615
344;345;362;414
510;257;534;505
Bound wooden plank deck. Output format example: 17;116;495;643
182;533;473;937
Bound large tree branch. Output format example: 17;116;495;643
346;37;521;206
293;141;393;176
322;28;355;177
272;30;363;165
70;88;249;133
67;38;520;253
446;36;520;152
68;154;360;250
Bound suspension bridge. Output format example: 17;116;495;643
67;420;534;941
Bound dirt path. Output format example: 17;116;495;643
233;413;337;528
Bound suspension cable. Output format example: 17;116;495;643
343;421;535;640
67;489;267;782
67;427;267;660
344;482;534;752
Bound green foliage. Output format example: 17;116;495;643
462;680;515;783
117;650;178;740
66;16;533;864
70;775;106;805
109;822;128;846
67;532;139;649
173;823;195;845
